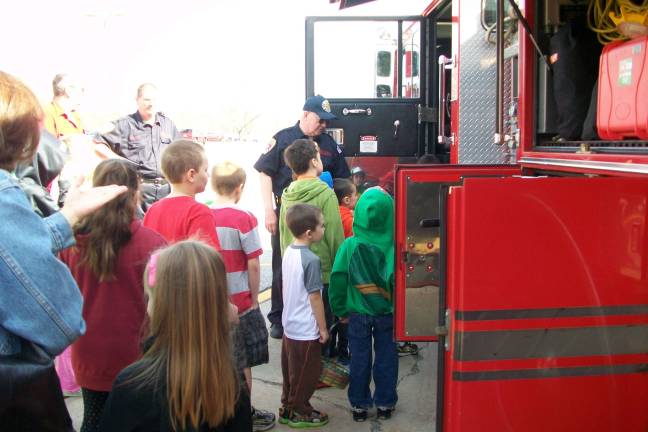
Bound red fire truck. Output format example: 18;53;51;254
308;0;648;430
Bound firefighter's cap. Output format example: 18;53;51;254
303;95;336;120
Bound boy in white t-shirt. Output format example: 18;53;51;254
279;204;329;428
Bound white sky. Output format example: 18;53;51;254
1;0;430;138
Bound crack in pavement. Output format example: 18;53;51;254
252;377;283;387
397;346;425;387
370;417;385;432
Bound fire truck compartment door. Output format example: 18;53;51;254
306;17;425;157
442;175;648;432
394;165;520;342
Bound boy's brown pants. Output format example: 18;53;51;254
281;336;322;416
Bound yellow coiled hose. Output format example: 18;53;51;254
588;0;648;44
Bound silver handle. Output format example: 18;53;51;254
342;107;373;116
437;55;452;145
495;0;504;145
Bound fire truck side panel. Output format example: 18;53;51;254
442;175;648;432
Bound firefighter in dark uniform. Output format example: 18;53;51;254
96;83;180;212
254;95;350;338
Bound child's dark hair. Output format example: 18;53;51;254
286;204;322;237
333;178;355;204
283;139;318;175
161;139;205;183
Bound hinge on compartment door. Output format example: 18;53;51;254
401;250;410;263
435;309;451;351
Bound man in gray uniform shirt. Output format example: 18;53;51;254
97;83;180;212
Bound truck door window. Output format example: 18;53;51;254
312;19;421;99
402;20;421;98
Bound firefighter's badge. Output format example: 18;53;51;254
322;99;331;113
265;138;276;153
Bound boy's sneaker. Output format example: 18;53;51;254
288;409;329;428
397;342;419;357
278;407;291;425
351;408;368;422
376;407;394;420
252;407;276;431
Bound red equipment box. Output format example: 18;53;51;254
598;35;648;140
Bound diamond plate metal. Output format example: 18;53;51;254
457;0;509;164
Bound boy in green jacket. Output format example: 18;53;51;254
328;188;398;422
279;138;345;355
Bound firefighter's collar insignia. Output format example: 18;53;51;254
322;99;331;113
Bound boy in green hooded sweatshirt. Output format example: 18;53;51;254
279;138;345;356
328;188;398;422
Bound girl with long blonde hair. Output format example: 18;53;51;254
99;240;251;431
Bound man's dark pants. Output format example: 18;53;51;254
267;206;283;327
138;182;171;216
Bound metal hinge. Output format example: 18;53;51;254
435;309;451;351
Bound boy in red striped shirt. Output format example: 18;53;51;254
210;161;275;432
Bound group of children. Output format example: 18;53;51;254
61;140;272;431
63;137;400;430
274;138;399;426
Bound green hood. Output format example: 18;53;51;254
281;177;331;204
329;188;395;317
352;188;394;271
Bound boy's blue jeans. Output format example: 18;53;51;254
347;313;399;410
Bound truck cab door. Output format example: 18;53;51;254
305;16;426;163
396;166;648;431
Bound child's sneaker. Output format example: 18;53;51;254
397;342;419;357
278;407;291;425
351;407;368;422
376;407;394;420
288;409;329;428
252;406;276;431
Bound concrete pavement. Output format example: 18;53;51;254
65;298;437;431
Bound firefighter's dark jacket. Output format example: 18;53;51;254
254;122;350;198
